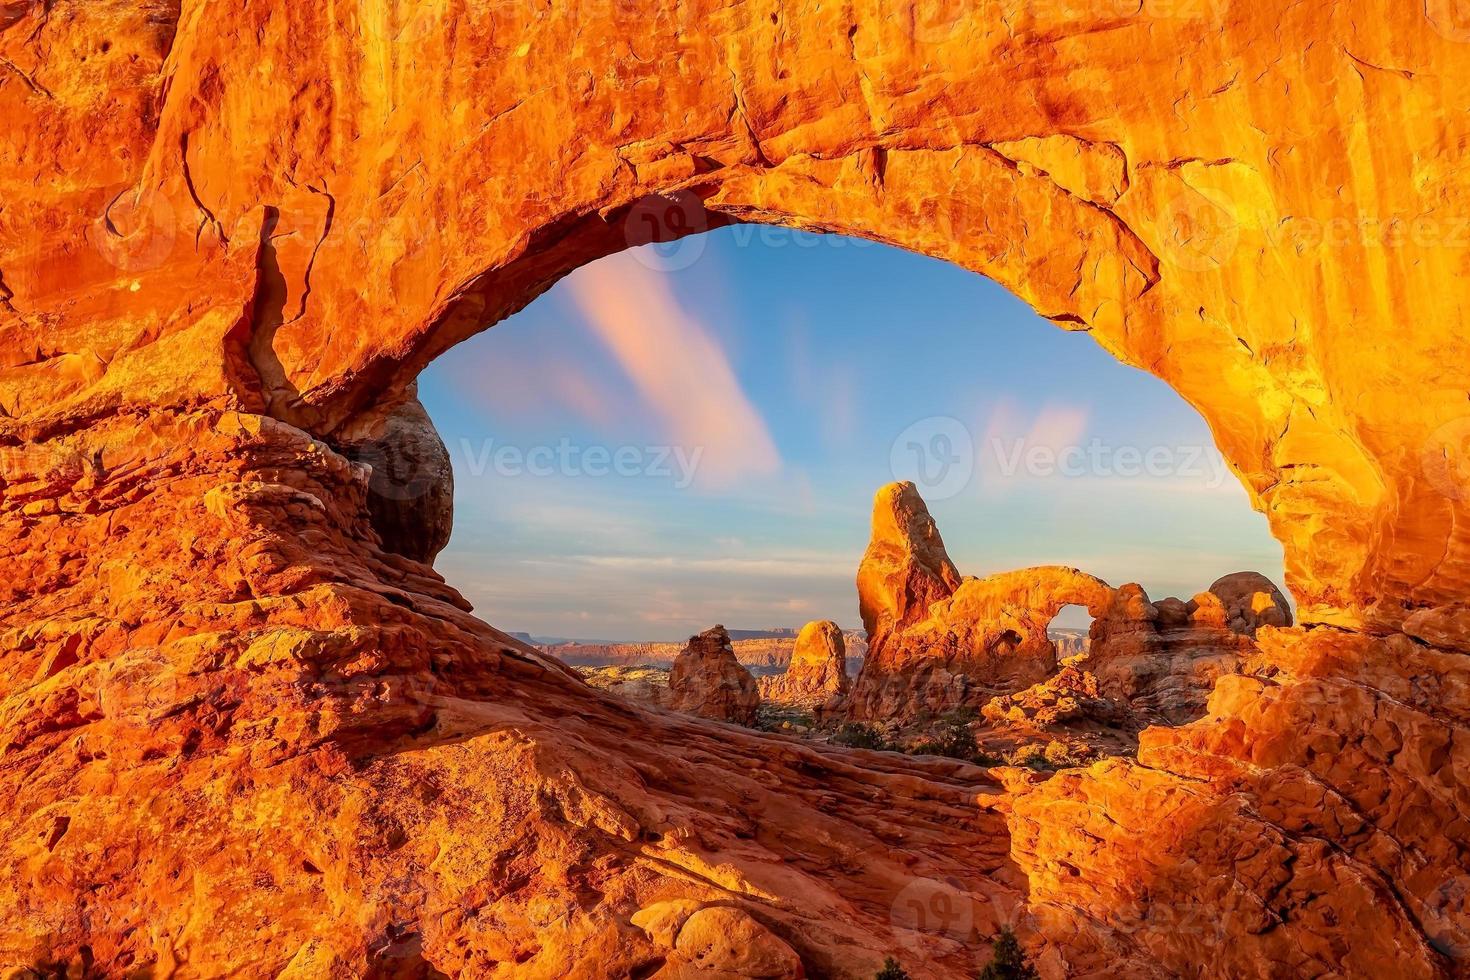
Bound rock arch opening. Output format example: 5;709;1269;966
6;3;1468;972
402;225;1290;764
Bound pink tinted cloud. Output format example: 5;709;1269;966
565;251;781;488
1025;404;1091;451
976;399;1092;491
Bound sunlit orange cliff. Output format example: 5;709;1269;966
2;1;1470;976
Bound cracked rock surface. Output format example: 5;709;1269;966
2;1;1470;976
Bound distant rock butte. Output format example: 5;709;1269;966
668;626;761;726
3;2;1470;975
850;483;1114;721
1086;578;1294;725
759;620;850;708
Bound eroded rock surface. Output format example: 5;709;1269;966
1086;575;1292;725
668;626;761;725
3;1;1470;976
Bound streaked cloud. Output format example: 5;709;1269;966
564;250;781;488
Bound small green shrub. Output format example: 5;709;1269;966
875;956;910;980
831;723;893;751
1005;743;1054;771
911;718;980;761
978;927;1038;980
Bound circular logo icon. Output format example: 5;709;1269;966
97;651;183;724
890;416;974;501
352;436;440;503
1158;190;1240;272
622;190;708;272
92;187;177;274
889;877;975;954
1427;0;1470;42
1422;417;1470;502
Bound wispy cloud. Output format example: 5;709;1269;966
564;250;781;489
565;550;853;578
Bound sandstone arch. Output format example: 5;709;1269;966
3;1;1470;976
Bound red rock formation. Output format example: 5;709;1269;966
758;619;850;708
851;484;1115;720
982;665;1122;731
668;626;761;725
1208;570;1294;634
1085;575;1292;725
337;386;454;563
856;481;964;658
4;1;1470;976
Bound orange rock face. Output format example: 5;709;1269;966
851;484;1115;721
667;626;761;726
1084;576;1291;725
4;1;1470;976
758;619;850;709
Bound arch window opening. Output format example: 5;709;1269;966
414;224;1289;766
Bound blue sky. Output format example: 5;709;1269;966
420;227;1286;640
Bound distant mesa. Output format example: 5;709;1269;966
539;630;867;672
